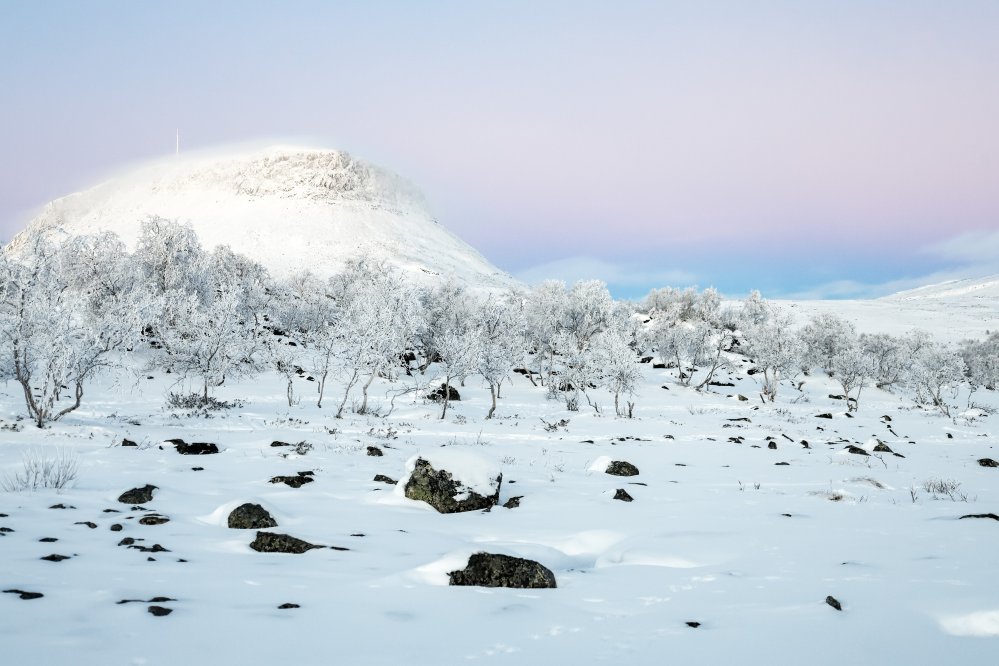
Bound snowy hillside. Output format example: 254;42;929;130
783;275;999;342
11;146;518;290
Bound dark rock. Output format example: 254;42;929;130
39;537;57;542
118;596;176;605
3;589;43;600
816;413;833;419
686;621;701;628
366;446;383;457
503;496;523;509
947;433;954;439
122;438;138;447
978;458;999;468
278;603;300;609
175;441;219;455
845;445;869;456
41;554;70;562
48;503;75;509
960;513;999;521
373;474;397;485
147;606;173;616
404;458;501;514
139;515;170;526
270;441;290;447
768;441;777;450
613;489;634;502
605;460;639;477
227;503;277;530
249;531;322;554
269;472;314;488
448;552;557;589
110;524;123;532
873;442;893;453
75;521;98;529
191;467;204;471
118;484;157;504
825;595;843;611
427;383;461;402
775;462;790;466
881;414;892;422
0;527;13;533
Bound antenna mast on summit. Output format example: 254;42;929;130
176;129;179;157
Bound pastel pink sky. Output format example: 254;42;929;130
1;1;997;297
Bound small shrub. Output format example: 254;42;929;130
166;391;242;412
1;447;79;492
922;478;967;501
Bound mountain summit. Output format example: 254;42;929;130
13;146;517;289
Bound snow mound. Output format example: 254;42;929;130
11;146;519;290
939;610;999;637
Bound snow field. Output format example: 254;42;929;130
1;359;997;665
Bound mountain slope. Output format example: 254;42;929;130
12;146;518;290
783;275;999;342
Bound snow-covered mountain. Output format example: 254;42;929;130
784;275;999;342
11;146;518;290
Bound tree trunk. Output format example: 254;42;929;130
486;384;497;419
53;382;84;422
359;372;377;414
440;378;451;419
336;369;360;419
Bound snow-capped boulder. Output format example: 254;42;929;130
227;503;277;530
118;484;157;504
402;451;501;513
448;552;557;589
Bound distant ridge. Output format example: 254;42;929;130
879;275;999;302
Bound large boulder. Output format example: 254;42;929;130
173;441;219;455
403;453;501;514
249;531;321;554
228;503;278;529
118;484;157;504
606;461;640;477
427;383;461;402
449;552;557;589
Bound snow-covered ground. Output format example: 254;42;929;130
2;343;997;665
